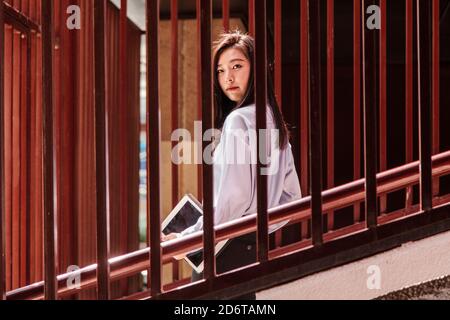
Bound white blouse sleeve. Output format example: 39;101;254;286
279;146;302;205
180;114;253;237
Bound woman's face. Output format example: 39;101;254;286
217;47;251;104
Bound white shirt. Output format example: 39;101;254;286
180;104;302;237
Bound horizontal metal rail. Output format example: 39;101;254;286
6;150;450;300
3;1;40;33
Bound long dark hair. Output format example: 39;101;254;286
213;30;290;149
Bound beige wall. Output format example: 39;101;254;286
158;18;246;282
257;230;450;300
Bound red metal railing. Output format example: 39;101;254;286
406;0;414;208
5;150;450;299
42;0;57;300
0;0;5;300
353;0;362;223
1;0;450;300
300;0;309;240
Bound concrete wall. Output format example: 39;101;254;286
257;230;450;300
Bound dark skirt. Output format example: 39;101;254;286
191;232;257;300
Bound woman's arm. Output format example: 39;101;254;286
210;114;254;225
280;145;302;204
179;114;253;237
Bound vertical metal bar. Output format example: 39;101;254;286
353;0;362;223
274;230;282;248
379;0;387;214
248;0;255;35
199;0;215;280
171;0;179;208
26;31;32;289
222;0;230;31
274;0;282;108
29;23;37;285
300;0;309;239
147;0;162;296
416;0;433;211
94;0;111;300
431;0;439;197
119;0;129;297
52;0;60;288
0;0;6;301
4;23;11;296
36;0;43;284
172;259;180;281
12;27;19;291
196;0;203;201
42;0;57;300
405;0;413;208
362;0;379;229
309;0;323;246
326;0;334;231
20;30;27;288
254;0;269;262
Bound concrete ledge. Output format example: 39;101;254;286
257;229;450;300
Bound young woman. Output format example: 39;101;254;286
163;30;302;299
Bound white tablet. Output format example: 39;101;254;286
161;194;228;274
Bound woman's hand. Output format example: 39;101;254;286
161;233;180;242
161;233;185;260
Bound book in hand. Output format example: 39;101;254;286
161;194;228;274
